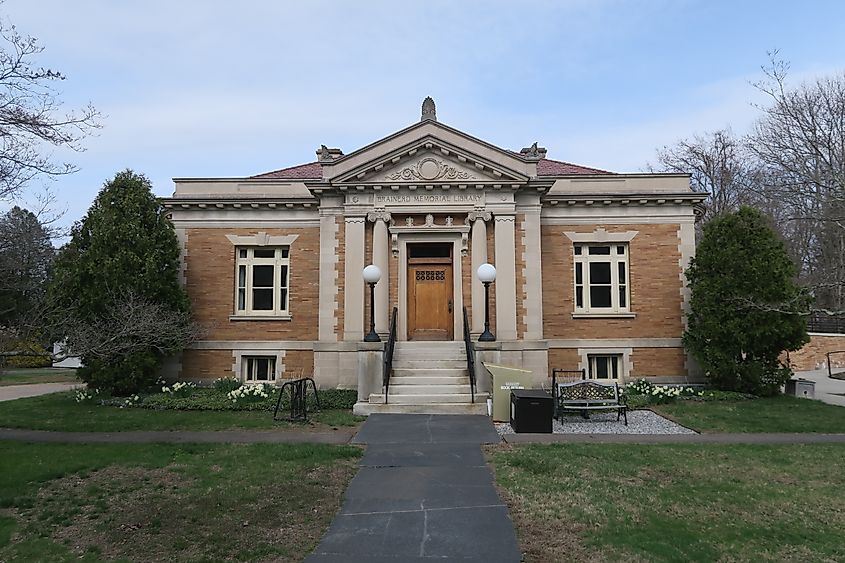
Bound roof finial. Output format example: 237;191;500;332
421;96;436;122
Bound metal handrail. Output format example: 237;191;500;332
462;306;476;403
382;306;398;404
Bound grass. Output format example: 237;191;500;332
0;440;361;562
489;443;845;562
0;392;364;432
0;368;79;386
651;395;845;433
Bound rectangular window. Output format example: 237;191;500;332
573;243;630;314
234;247;290;316
588;354;621;380
243;356;276;383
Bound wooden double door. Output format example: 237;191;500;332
407;243;454;340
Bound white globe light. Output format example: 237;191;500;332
477;263;496;283
362;264;382;284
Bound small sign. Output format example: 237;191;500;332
501;383;525;390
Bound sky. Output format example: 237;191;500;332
3;0;845;235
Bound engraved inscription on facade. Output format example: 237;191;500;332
375;193;483;205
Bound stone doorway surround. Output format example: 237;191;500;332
394;226;466;341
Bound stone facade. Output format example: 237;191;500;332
163;103;705;389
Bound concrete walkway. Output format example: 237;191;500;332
306;414;522;563
794;369;845;407
0;382;79;402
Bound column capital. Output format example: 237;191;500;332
465;210;492;225
367;210;392;223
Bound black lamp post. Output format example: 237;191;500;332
477;263;496;342
363;264;382;342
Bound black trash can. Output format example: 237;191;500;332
510;389;553;433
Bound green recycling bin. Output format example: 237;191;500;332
484;363;534;422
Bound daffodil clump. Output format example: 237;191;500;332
74;388;101;403
227;383;273;404
119;394;141;408
161;381;196;398
625;379;704;404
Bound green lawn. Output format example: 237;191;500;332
0;440;361;562
489;443;845;562
0;392;363;432
0;368;79;386
651;395;845;433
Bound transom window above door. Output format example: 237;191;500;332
573;244;629;314
234;247;290;316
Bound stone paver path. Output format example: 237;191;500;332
306;414;521;563
0;382;79;402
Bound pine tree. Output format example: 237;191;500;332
683;206;811;395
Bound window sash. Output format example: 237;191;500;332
243;356;276;382
234;247;290;315
588;354;621;380
573;244;630;313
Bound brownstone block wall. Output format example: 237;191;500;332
541;224;684;339
282;350;315;379
547;348;582;379
185;228;320;341
180;350;232;381
630;348;686;377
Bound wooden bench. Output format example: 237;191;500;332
553;380;628;425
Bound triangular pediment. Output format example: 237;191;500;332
322;121;535;185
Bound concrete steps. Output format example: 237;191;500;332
354;340;486;416
353;402;488;415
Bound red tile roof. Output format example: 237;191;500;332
250;157;613;180
250;161;322;180
537;158;613;176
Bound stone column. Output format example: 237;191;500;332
467;210;491;334
344;216;366;341
368;211;391;334
494;214;518;340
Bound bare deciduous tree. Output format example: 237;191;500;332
653;128;754;224
748;54;845;312
2;288;204;362
0;14;101;201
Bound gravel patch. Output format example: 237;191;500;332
496;409;696;436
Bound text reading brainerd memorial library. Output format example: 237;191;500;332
163;98;705;414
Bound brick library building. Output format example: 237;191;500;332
163;98;705;414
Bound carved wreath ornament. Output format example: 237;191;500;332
385;157;474;182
